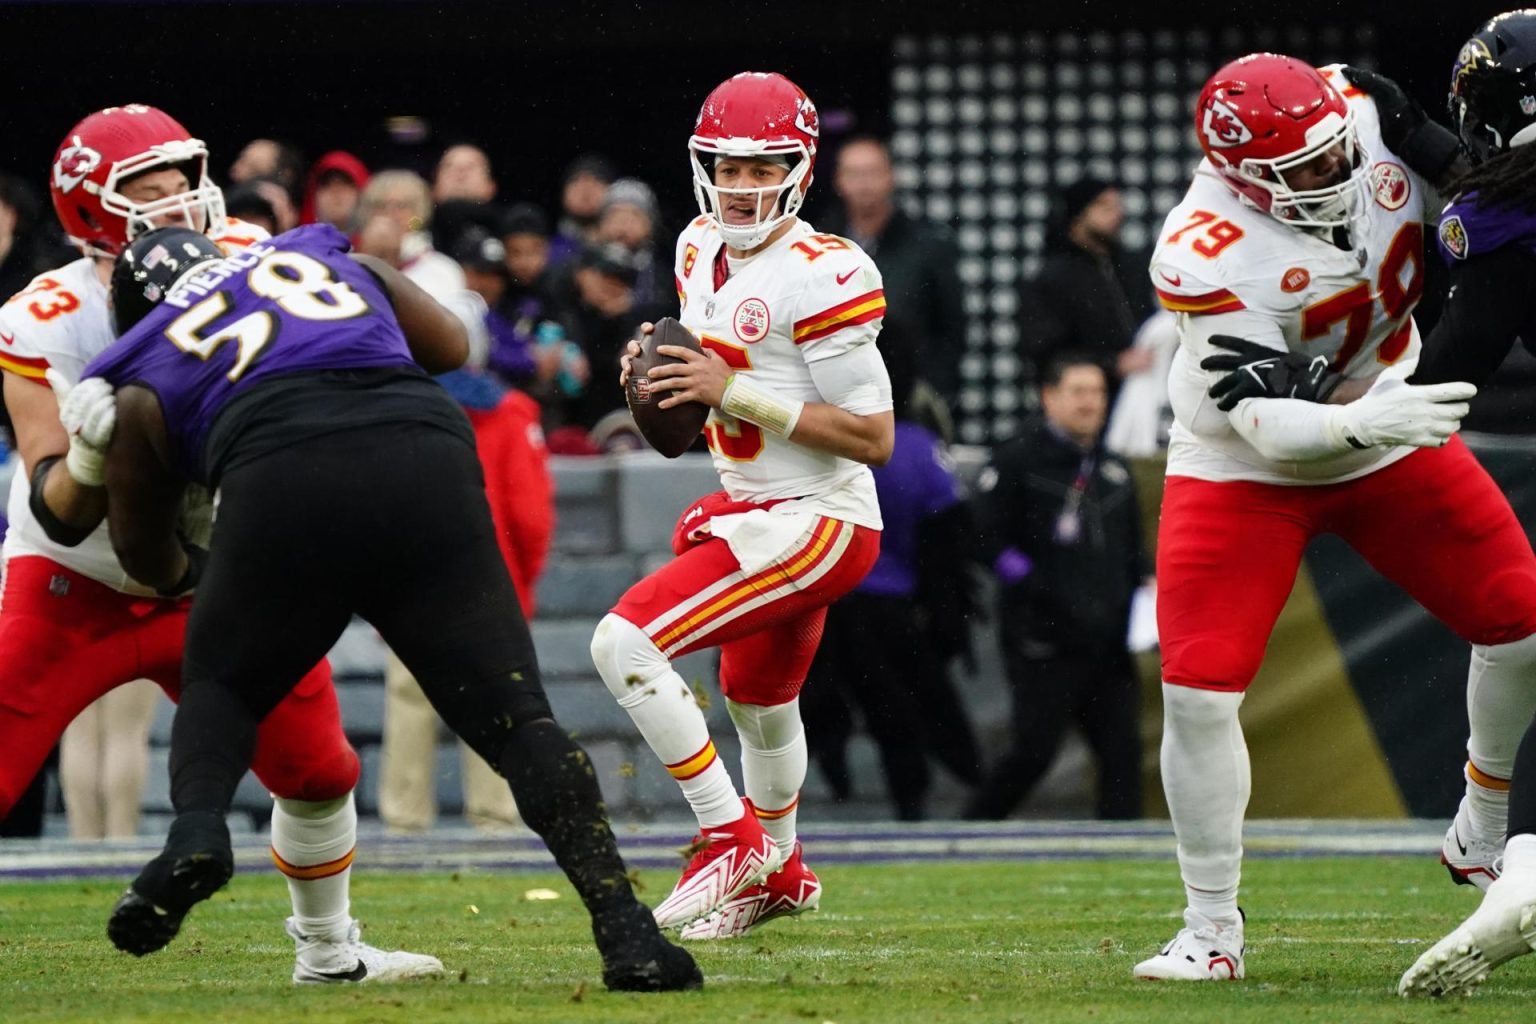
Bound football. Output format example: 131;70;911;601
625;317;709;458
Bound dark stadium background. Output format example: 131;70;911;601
0;0;1518;228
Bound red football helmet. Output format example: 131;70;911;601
50;104;226;256
1194;55;1368;231
690;72;819;249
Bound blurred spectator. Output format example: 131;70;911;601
0;173;75;302
1104;310;1179;458
455;226;510;308
60;681;162;839
965;353;1150;821
359;171;463;293
549;242;668;440
1016;178;1157;385
433;143;497;203
597;177;667;309
549;154;614;267
379;384;553;835
802;327;982;819
503;203;552;294
431;143;502;258
224;180;298;237
489;204;589;408
820;137;967;418
301;150;370;231
227;138;305;200
357;169;490;367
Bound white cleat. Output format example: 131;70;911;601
288;917;445;984
1399;876;1536;998
1133;908;1245;981
1442;801;1504;892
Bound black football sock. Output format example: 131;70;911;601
499;718;639;917
168;681;260;815
1507;716;1536;838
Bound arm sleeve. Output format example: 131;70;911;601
1177;307;1352;460
805;337;894;416
1409;246;1536;387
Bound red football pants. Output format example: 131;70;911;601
611;494;880;706
1158;437;1536;692
0;556;358;817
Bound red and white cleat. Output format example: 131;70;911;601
681;842;822;940
652;800;784;930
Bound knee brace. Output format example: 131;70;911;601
590;613;673;704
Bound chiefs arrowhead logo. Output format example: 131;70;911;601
795;97;820;138
1201;98;1253;149
53;137;102;194
1371;161;1411;211
1281;267;1310;292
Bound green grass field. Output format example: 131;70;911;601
3;856;1533;1023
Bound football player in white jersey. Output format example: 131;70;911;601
589;71;894;939
0;106;442;983
1133;55;1536;982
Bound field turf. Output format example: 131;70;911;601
2;856;1533;1023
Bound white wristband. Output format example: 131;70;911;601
720;373;804;438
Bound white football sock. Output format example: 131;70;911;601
271;793;356;944
1503;833;1536;877
1464;633;1536;837
728;698;806;862
591;613;740;828
1160;684;1248;927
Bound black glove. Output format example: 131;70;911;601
155;543;208;598
1201;335;1342;412
1341;65;1463;185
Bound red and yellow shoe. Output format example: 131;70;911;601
680;841;821;940
652;799;784;930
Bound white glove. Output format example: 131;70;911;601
46;369;117;486
1324;375;1476;451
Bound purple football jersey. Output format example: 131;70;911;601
1437;191;1536;265
85;224;414;477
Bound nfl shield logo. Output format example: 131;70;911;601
1523;95;1536;116
48;574;70;597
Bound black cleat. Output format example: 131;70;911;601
593;901;704;992
108;811;233;957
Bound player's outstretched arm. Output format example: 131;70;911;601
3;371;106;546
1340;66;1468;189
1411;246;1536;388
350;253;469;374
104;386;194;595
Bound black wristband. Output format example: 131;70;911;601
28;455;94;547
155;544;208;598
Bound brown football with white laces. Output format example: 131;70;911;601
625;317;709;458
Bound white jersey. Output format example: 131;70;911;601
673;216;886;529
1;219;268;594
1150;67;1441;485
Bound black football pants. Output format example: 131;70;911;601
167;422;634;914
